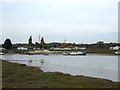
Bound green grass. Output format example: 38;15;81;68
1;49;118;54
1;49;35;54
52;49;117;54
2;60;119;88
86;49;117;54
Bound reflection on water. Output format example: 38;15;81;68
1;54;118;81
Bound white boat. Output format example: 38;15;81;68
0;53;5;55
70;51;86;55
115;51;120;55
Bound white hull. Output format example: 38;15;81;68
0;53;5;55
63;52;86;55
115;51;120;55
70;52;86;55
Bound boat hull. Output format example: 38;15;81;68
0;53;5;55
63;52;86;55
115;51;120;55
70;53;86;55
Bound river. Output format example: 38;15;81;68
0;53;118;82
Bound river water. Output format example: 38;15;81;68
0;53;118;82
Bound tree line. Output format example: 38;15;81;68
2;36;45;49
2;36;120;50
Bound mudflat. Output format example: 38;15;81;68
2;60;119;88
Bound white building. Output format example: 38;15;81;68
0;48;5;50
17;47;28;50
110;46;120;50
53;48;72;50
73;46;86;50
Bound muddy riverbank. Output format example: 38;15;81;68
1;49;118;55
2;60;119;88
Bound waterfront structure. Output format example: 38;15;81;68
17;47;28;50
110;46;120;50
0;47;5;50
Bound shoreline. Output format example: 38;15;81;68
1;49;118;55
2;59;119;88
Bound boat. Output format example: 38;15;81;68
69;51;86;55
0;53;5;55
115;51;120;55
62;52;70;55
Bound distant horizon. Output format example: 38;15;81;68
1;39;119;45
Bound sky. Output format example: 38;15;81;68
0;0;119;44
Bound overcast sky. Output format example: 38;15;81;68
1;0;119;44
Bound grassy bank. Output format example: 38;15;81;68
2;60;118;88
86;49;117;54
52;49;117;54
1;49;35;54
1;49;117;54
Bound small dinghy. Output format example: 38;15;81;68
70;51;86;55
62;52;70;55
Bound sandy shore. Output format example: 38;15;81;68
25;50;70;55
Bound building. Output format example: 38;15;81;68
110;46;120;50
17;47;28;50
73;46;86;50
0;47;5;50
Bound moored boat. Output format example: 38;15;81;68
0;52;5;55
70;51;86;55
115;51;120;55
63;51;86;55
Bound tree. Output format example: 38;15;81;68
40;37;45;49
28;36;32;47
40;37;45;45
35;42;39;48
3;38;12;49
96;41;104;44
73;43;75;46
96;41;104;47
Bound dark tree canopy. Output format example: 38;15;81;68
96;41;104;47
35;42;39;48
96;41;104;45
40;37;45;45
28;36;32;47
40;37;45;49
3;39;12;49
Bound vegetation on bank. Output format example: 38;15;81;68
86;49;117;54
1;37;120;50
2;60;118;88
0;48;118;54
1;37;119;54
52;49;117;54
1;49;35;54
